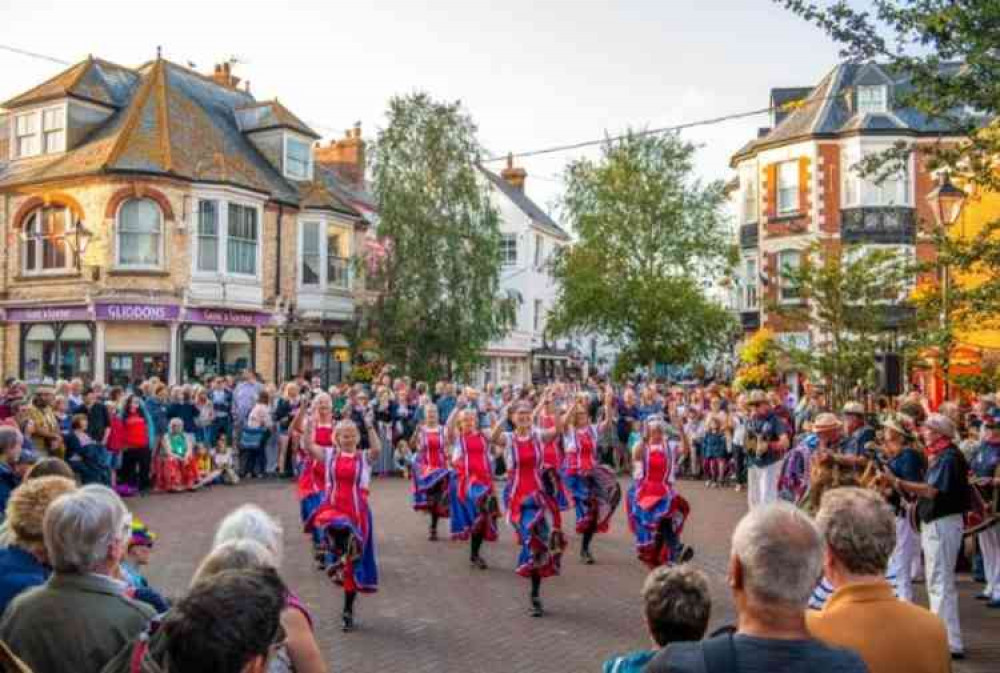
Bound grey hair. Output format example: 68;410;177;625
168;418;184;431
0;426;21;455
816;487;895;576
43;484;131;574
191;539;276;587
642;564;712;646
212;504;283;567
731;502;823;607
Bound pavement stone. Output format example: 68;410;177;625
133;477;998;673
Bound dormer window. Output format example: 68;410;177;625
284;134;313;181
857;85;888;114
11;104;66;159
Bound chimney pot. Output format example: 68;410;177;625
500;153;527;192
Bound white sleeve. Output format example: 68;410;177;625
502;432;514;470
450;439;463;464
360;452;372;490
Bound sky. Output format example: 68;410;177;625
0;0;851;216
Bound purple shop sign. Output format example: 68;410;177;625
6;306;92;322
185;307;272;327
95;303;181;322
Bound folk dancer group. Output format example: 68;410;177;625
754;389;996;660
279;385;697;630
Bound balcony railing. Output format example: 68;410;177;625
739;223;759;248
841;207;917;244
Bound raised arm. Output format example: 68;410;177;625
597;386;616;434
490;406;509;447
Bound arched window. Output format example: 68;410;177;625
117;198;163;268
21;206;76;275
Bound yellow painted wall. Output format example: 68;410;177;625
952;186;1000;350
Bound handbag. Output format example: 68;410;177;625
240;426;266;451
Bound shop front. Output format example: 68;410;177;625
180;308;271;383
8;306;95;385
296;330;351;387
95;303;178;387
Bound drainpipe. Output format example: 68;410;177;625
273;203;283;383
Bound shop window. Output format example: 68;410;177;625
117;198;163;268
22;324;57;383
221;328;252;376
21;323;92;384
182;326;219;382
22;206;78;275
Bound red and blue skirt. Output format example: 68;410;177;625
564;465;621;534
504;486;566;578
449;477;499;541
626;483;690;568
309;502;379;593
411;459;451;517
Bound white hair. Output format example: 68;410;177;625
43;485;131;574
191;538;275;587
731;502;822;607
212;504;284;567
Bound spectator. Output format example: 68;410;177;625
0;427;24;521
602;565;711;673
645;503;867;673
21;389;61;459
210;377;234;447
807;488;950;673
0;476;77;614
0;485;155;673
82;387;111;447
120;519;170;614
121;395;154;496
64;413;110;486
23;456;74;481
233;371;262;448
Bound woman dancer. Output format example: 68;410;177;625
410;404;451;540
562;388;619;564
305;414;381;632
493;398;565;617
627;415;694;568
448;407;500;569
294;392;335;563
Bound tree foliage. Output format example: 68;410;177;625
368;93;513;381
770;242;912;407
778;0;1000;384
548;131;736;368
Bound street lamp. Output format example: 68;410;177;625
925;172;967;401
65;221;96;280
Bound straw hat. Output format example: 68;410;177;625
882;414;914;440
811;413;841;433
842;401;865;416
747;390;769;405
924;413;957;440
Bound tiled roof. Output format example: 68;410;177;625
732;61;979;164
478;166;570;240
236;100;320;138
1;57;139;109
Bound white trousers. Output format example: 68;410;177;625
886;514;920;602
979;524;1000;600
922;514;964;653
747;459;784;510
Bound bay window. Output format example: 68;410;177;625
227;203;258;275
299;219;351;291
117;198;163;268
22;206;77;275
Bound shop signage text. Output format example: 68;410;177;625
185;308;272;327
6;306;91;322
95;303;181;322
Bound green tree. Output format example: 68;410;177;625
770;242;912;408
368;93;513;381
548;132;736;370
778;1;1000;391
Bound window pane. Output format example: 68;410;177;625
778;161;799;213
286;137;310;179
227;204;258;275
197;201;218;272
301;222;320;285
198;200;218;236
500;234;517;266
119;234;160;266
779;251;802;300
42;108;64;130
120;199;162;233
328;256;348;288
43;130;64;154
118;199;162;267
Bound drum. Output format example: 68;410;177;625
963;484;999;537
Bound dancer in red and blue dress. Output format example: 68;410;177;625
409;404;451;541
305;415;382;632
627;415;694;568
448;407;500;569
294;393;335;565
493;399;566;617
563;389;621;565
536;398;570;511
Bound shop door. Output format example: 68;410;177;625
106;353;169;388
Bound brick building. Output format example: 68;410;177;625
728;61;975;391
0;56;373;387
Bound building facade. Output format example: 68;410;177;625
476;159;578;385
0;56;373;387
728;62;971;389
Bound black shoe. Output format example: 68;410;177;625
950;652;965;661
342;611;354;632
429;529;439;542
530;597;544;617
676;545;695;564
471;555;488;570
975;592;991;601
581;550;595;565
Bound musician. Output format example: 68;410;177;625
888;413;971;659
881;415;925;603
778;412;840;511
969;410;1000;609
744;390;791;510
836;402;875;472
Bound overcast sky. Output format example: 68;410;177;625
1;0;851;215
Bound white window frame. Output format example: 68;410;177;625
114;198;165;271
195;199;220;273
283;132;313;182
533;299;544;332
843;244;916;302
778;249;803;304
743;256;759;311
841;146;860;208
534;233;544;268
741;162;759;224
20;206;77;276
857;85;888;115
500;233;517;267
225;202;260;278
297;215;353;292
190;187;265;283
10;103;67;160
777;161;799;215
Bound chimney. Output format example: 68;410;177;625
314;122;366;186
210;62;241;90
500;153;527;192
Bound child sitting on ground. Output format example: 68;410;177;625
213;435;239;485
602;565;711;673
193;442;221;487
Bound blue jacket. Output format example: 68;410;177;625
0;546;48;616
603;650;655;673
0;462;20;524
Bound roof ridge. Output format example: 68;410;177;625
154;60;173;173
103;61;161;169
161;60;255;103
1;59;88;108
